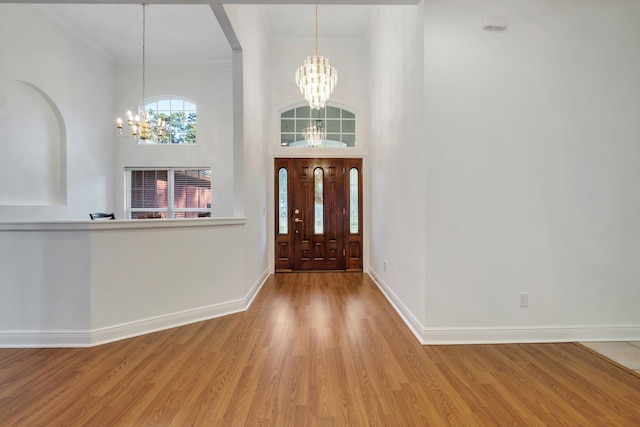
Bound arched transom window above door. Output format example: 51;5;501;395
280;104;356;148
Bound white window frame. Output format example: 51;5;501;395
280;102;357;148
125;167;211;219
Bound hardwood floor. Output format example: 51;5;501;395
1;272;639;426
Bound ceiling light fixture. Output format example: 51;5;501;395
295;4;337;110
116;4;164;142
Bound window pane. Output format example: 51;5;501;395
170;99;184;110
131;170;168;209
296;106;310;118
311;107;324;119
326;120;340;133
281;109;295;118
296;120;308;132
173;169;211;209
342;110;355;119
342;134;356;146
145;101;158;112
326;106;340;118
281;134;295;146
278;168;288;234
281;119;294;133
157;99;171;110
350;168;359;233
314;168;323;234
174;212;203;219
184;101;196;111
133;211;164;219
326;133;340;142
342;120;355;133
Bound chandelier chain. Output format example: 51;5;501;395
116;3;166;142
142;3;146;106
294;3;337;111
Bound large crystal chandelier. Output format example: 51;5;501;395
303;120;326;147
295;5;337;110
116;4;164;142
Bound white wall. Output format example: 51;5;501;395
0;4;270;349
0;228;92;333
367;0;640;343
0;221;248;347
0;5;114;221
113;61;235;217
89;222;245;331
225;5;272;294
422;0;640;342
265;22;372;274
368;4;427;334
268;36;371;157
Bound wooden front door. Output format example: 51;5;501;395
275;158;363;271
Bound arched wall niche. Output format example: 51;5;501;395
0;80;67;206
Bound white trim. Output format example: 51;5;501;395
244;267;271;309
90;299;247;347
0;330;92;348
6;271;639;348
367;267;640;345
0;272;273;348
0;217;245;232
367;267;426;344
421;326;640;345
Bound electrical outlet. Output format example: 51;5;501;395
519;293;529;308
383;262;387;271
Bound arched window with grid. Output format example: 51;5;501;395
280;103;356;148
143;96;197;144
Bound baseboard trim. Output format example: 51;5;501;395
367;267;640;345
421;325;640;345
0;330;92;348
245;267;271;309
367;267;427;344
90;299;248;347
1;272;274;348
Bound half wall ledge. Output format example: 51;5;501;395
0;217;246;231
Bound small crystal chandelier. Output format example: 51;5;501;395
303;120;326;147
295;4;337;110
116;4;165;142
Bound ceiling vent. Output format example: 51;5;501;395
483;15;507;31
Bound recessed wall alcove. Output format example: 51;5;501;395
0;80;66;206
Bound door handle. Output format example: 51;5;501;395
294;218;303;223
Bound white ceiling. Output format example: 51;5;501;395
36;4;373;62
38;4;231;61
264;5;372;38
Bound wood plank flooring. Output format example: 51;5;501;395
1;272;639;425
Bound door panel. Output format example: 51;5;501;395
345;158;363;270
292;159;344;270
275;158;363;271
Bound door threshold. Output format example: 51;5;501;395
276;269;362;273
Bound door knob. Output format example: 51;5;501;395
294;218;303;223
